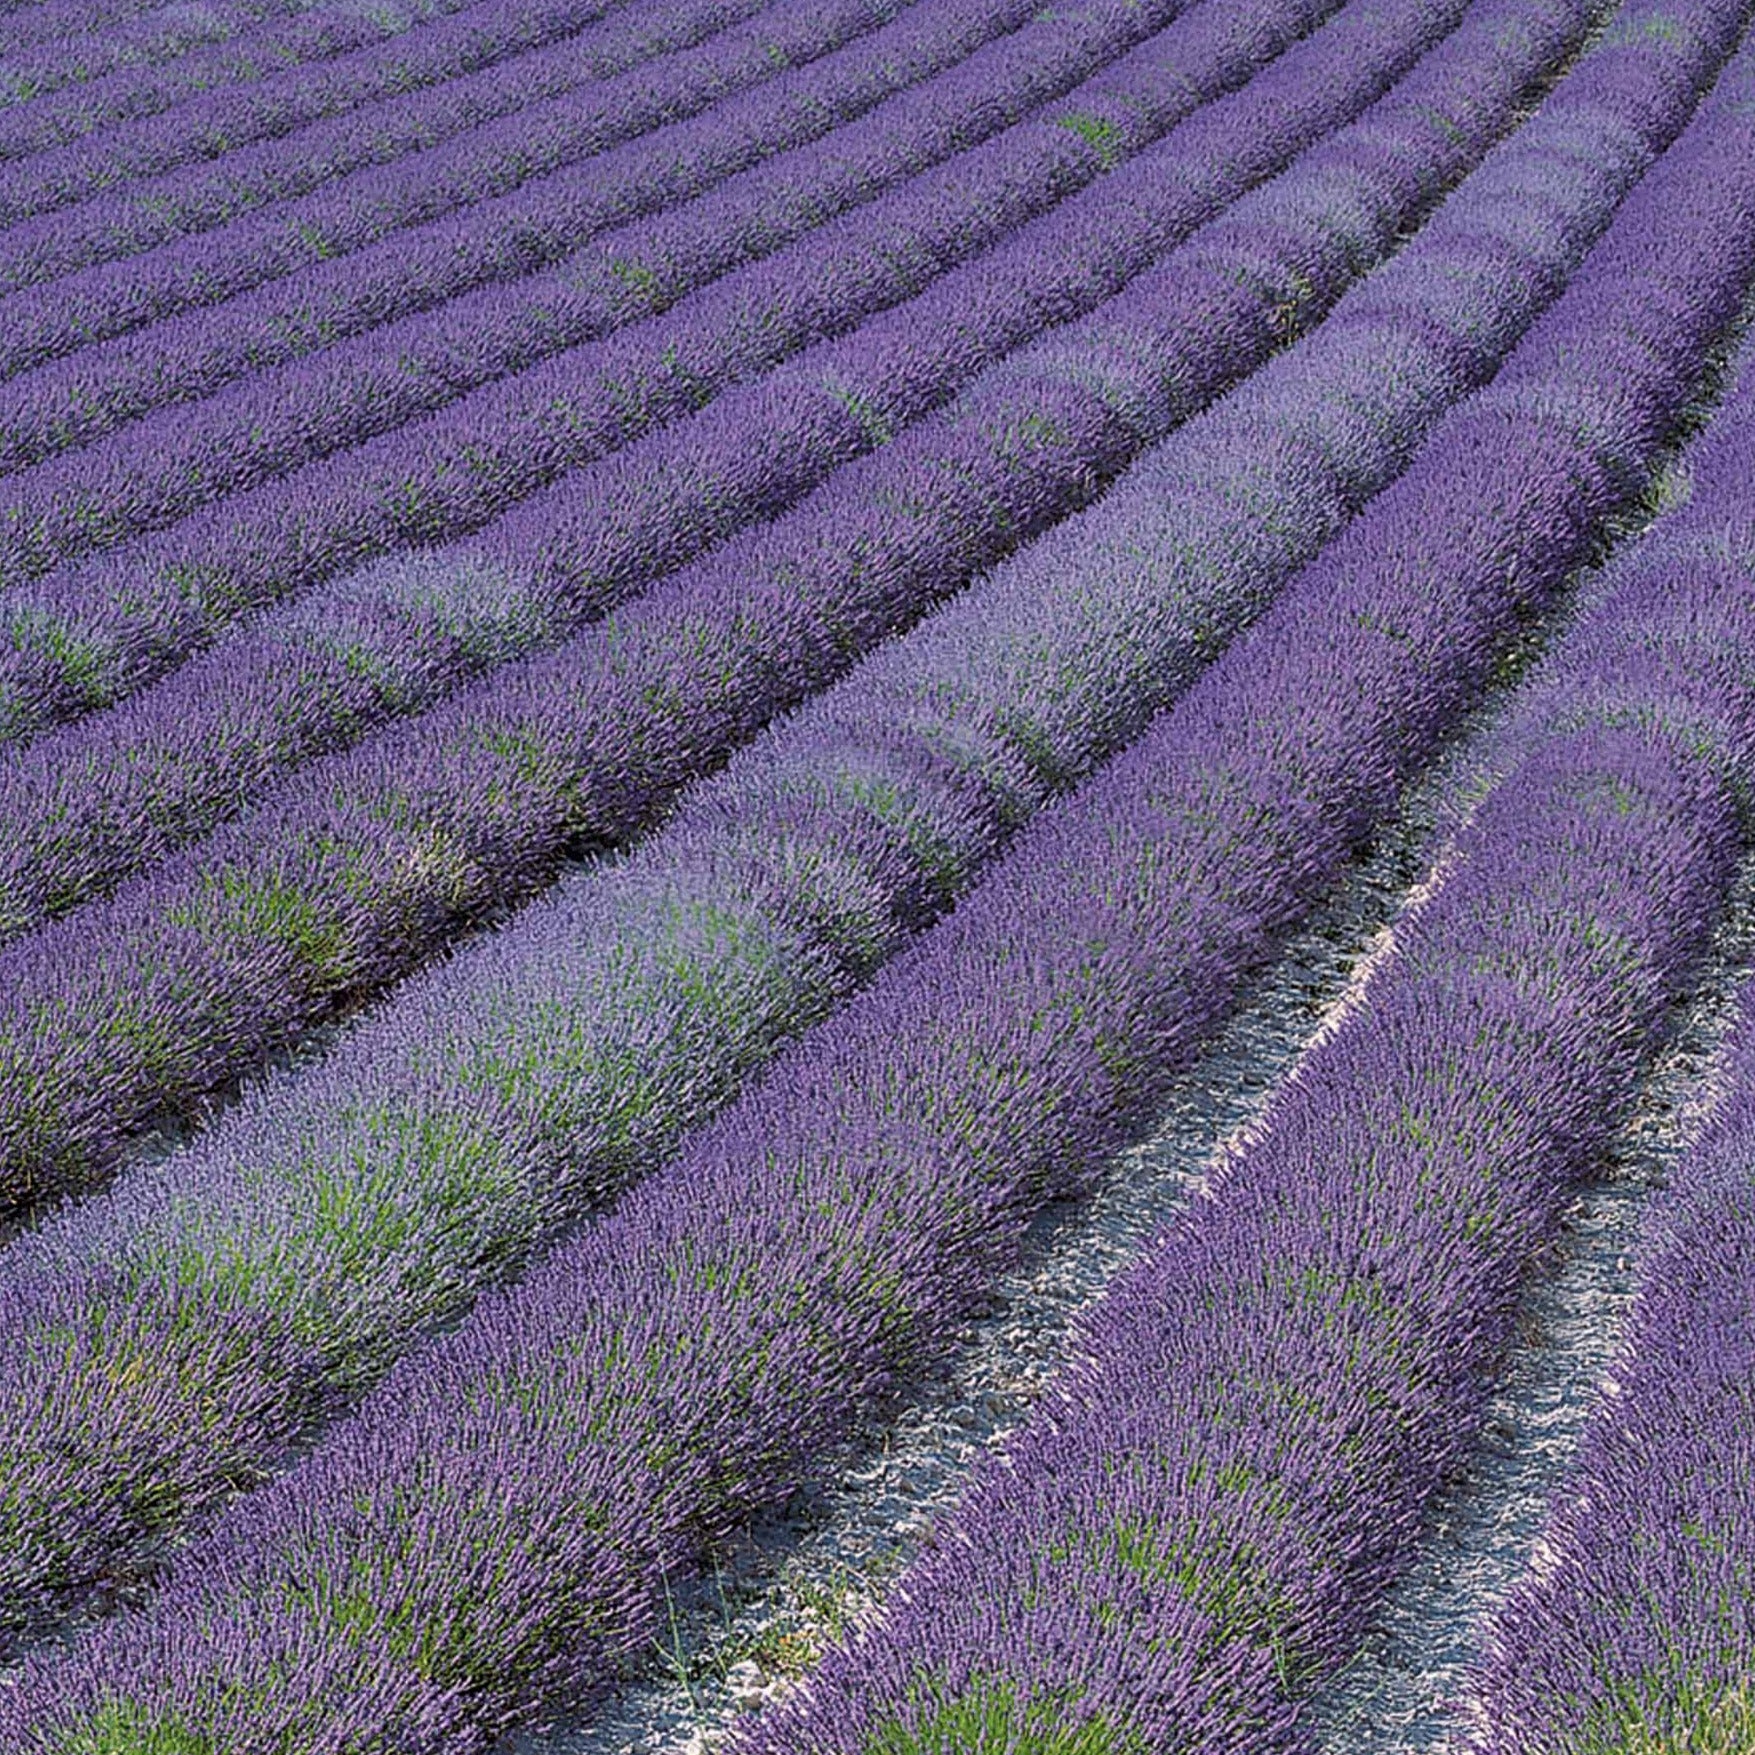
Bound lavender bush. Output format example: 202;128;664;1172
0;0;1313;575
1461;336;1755;1755
0;0;467;128
0;0;1349;723
0;0;1751;1739
0;0;1027;471
0;0;906;290
736;316;1755;1755
0;0;948;375
0;0;1744;1679
0;0;707;223
0;0;1423;919
4;20;1750;1742
0;0;1638;1208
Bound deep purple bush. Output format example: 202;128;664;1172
5;17;1751;1740
0;0;1432;936
0;0;470;138
0;0;975;378
0;0;288;61
0;0;1318;578
1459;343;1755;1755
0;0;1744;1689
0;0;1029;473
0;0;912;292
0;0;430;103
0;0;731;226
0;0;1615;1206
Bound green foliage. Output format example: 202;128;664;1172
859;1674;1144;1754
35;618;111;708
610;257;661;299
54;1699;213;1755
828;382;895;446
1561;1676;1755;1754
165;556;251;622
177;865;352;987
1614;11;1688;46
1052;111;1125;169
838;769;971;907
1410;100;1472;148
294;221;339;259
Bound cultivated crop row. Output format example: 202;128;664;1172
0;0;1317;578
1462;341;1755;1755
0;0;472;128
737;279;1755;1755
0;0;913;289
3;18;1750;1739
0;0;712;221
0;0;980;375
0;0;1626;1204
0;0;1744;1683
0;0;1427;902
0;0;275;58
0;0;244;63
0;0;1047;477
0;0;1053;476
0;0;355;101
1;0;794;275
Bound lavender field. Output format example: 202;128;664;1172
0;0;1751;1745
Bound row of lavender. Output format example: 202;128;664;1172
735;253;1755;1755
1459;349;1755;1753
0;0;1369;876
0;0;248;62
19;0;827;286
0;0;969;377
0;0;913;292
0;0;380;57
0;0;468;84
0;0;1622;1210
4;12;1750;1743
0;0;471;120
0;0;624;160
0;0;1579;1607
0;0;1396;1193
0;0;700;222
0;0;401;100
0;0;1220;667
0;0;1441;941
0;0;273;58
0;0;1037;476
0;0;1058;492
0;0;1738;1682
0;0;1302;585
8;0;392;71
